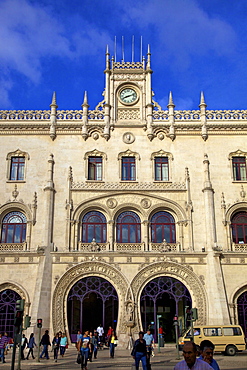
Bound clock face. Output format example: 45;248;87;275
120;88;137;104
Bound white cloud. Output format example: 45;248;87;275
122;0;237;69
0;0;112;106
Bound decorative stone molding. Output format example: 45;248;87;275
150;149;173;161
130;260;207;333
141;198;151;209
52;261;129;335
118;109;140;120
106;198;117;209
72;181;186;191
123;132;135;144
0;282;29;306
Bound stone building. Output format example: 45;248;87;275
0;45;247;345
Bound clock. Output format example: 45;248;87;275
119;88;138;104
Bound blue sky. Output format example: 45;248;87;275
0;0;247;111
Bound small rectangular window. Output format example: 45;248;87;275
10;157;25;181
88;157;102;181
232;157;247;181
155;157;169;181
203;327;222;336
121;157;136;181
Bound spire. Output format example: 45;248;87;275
82;91;89;107
81;91;89;140
168;91;175;107
105;44;110;70
199;91;208;141
146;44;151;69
167;91;175;141
199;91;207;108
49;91;57;140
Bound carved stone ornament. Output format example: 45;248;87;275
52;261;129;335
141;198;151;209
106;198;117;209
123;132;135;144
131;260;207;332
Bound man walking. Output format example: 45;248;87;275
39;330;51;360
143;329;154;369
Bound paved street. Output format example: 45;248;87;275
2;345;247;370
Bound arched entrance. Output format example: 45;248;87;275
140;277;192;341
67;276;118;342
237;291;247;337
0;289;21;338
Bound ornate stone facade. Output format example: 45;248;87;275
0;46;247;343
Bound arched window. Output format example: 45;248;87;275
1;212;27;243
116;211;141;243
150;211;176;243
231;212;247;244
82;211;107;243
0;289;21;338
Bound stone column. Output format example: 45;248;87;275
31;154;55;333
203;154;230;324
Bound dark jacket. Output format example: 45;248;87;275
40;333;51;346
131;338;147;357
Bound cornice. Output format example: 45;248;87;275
71;181;186;191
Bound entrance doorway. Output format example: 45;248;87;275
237;290;247;337
67;276;118;342
140;277;192;342
0;289;21;338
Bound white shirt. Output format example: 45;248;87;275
97;326;104;336
174;358;213;370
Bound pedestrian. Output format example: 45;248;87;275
21;334;28;360
26;333;36;359
88;331;94;362
108;330;117;358
144;329;154;369
0;332;9;363
131;331;147;370
106;326;114;341
96;324;104;344
93;330;99;359
199;340;220;370
77;330;90;370
60;333;67;357
39;330;51;359
174;342;214;369
52;333;60;362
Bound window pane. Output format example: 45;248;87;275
122;157;135;181
232;157;247;181
88;157;102;180
155;157;169;181
10;157;25;181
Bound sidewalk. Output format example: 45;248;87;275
2;345;247;369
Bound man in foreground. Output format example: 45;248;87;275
199;340;220;370
174;342;213;369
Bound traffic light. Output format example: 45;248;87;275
24;315;31;329
14;299;25;331
14;311;23;328
16;299;25;312
37;318;42;328
191;308;198;321
185;307;192;321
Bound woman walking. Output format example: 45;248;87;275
52;333;60;362
26;333;36;360
131;331;147;370
77;330;90;370
108;330;117;359
59;333;67;357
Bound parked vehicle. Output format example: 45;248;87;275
179;324;246;356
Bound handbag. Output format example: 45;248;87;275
77;352;82;364
114;339;118;347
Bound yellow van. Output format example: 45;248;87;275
179;325;246;356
